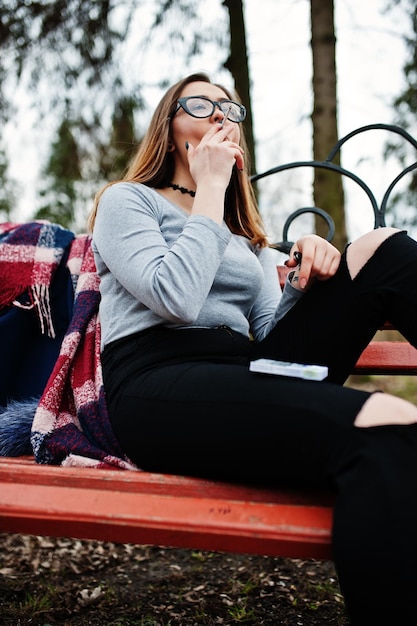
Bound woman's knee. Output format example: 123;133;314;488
346;227;400;279
354;391;417;427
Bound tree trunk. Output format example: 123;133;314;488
223;0;257;180
310;0;347;250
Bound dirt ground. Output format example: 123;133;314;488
0;532;350;625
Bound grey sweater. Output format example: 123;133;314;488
92;182;303;349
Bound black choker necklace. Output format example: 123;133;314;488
167;182;196;198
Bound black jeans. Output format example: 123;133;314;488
102;231;417;625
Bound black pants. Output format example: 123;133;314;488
102;231;417;625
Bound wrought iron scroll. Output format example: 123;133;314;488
251;123;417;253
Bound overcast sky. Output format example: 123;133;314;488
5;0;412;241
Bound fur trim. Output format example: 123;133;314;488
0;398;40;456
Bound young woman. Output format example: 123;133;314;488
88;72;417;625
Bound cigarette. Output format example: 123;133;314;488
221;105;232;127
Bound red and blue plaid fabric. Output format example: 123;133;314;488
31;234;137;470
0;221;75;337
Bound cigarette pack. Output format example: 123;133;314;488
249;358;328;381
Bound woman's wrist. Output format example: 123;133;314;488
191;184;225;223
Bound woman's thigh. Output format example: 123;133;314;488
109;360;370;488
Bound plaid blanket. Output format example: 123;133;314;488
0;221;75;338
31;234;137;470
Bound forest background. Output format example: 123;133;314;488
1;4;417;622
1;0;417;258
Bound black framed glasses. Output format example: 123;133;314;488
172;96;246;123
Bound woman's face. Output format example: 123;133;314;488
170;81;242;152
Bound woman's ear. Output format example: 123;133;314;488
167;141;175;152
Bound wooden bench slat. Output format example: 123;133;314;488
0;458;333;560
0;458;332;505
354;341;417;374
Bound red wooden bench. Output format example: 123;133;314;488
1;123;416;563
0;265;416;562
0;455;335;559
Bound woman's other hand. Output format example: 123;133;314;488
287;235;341;290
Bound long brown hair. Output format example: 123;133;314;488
87;73;268;247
